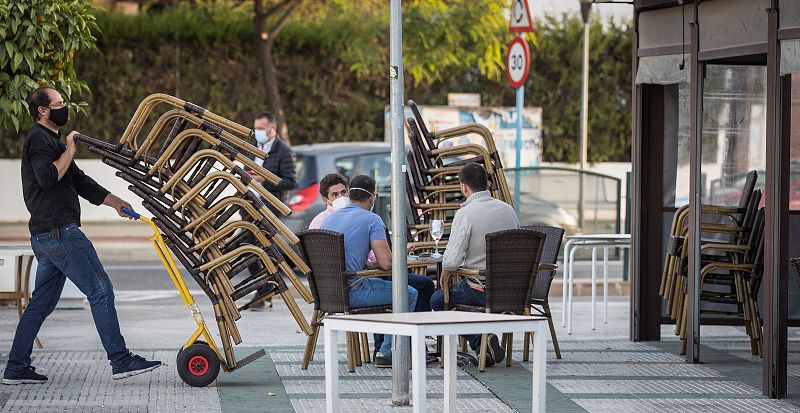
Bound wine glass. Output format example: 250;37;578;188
431;219;444;258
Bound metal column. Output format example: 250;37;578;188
389;0;410;405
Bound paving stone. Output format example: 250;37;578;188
290;397;515;413
276;363;469;378
550;379;760;395
0;351;221;413
572;398;800;413
512;351;685;363
541;363;723;378
282;378;491;395
548;341;662;351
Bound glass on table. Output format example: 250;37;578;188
431;219;444;258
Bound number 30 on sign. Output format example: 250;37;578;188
506;36;530;89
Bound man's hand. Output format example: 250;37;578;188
247;170;266;183
65;131;78;153
103;193;134;218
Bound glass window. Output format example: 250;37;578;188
358;152;392;189
662;82;691;208
334;156;356;180
789;76;800;210
702;65;767;207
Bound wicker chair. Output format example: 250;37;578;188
521;225;565;360
297;230;392;372
442;228;546;372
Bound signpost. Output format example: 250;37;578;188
506;25;531;213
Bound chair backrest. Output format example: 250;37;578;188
297;229;350;313
737;170;758;210
483;229;546;313
791;257;800;291
522;225;566;301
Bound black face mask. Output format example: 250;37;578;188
48;106;69;127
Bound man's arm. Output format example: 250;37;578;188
71;161;110;206
368;239;392;270
28;131;76;188
442;210;469;271
263;144;297;192
53;132;77;181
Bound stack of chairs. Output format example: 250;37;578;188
403;100;514;256
74;93;313;370
659;170;765;355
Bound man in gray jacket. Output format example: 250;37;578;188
429;163;519;366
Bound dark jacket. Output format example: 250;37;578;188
254;137;297;205
21;124;109;235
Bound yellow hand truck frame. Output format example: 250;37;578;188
122;208;265;387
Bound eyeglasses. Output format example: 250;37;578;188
45;101;65;109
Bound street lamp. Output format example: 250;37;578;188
577;0;592;230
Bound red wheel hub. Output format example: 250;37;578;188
188;355;209;376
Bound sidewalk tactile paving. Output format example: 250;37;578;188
543;363;723;377
276;363;469;378
290;397;515;412
282;378;491;395
572;398;800;413
512;351;685;363
550;379;760;395
0;351;221;413
552;341;662;351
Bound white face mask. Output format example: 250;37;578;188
332;196;351;210
254;130;269;144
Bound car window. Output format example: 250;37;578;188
334;156;356;180
359;152;392;189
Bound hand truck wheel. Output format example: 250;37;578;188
177;340;207;358
177;342;220;387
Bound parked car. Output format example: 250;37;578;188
282;142;580;234
283;142;393;233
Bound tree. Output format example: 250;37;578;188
253;0;303;144
0;0;97;141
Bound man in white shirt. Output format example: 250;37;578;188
308;173;348;229
430;163;519;366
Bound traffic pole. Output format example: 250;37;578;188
389;0;410;405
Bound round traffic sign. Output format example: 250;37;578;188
506;36;530;89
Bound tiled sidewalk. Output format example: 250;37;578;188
3;338;800;412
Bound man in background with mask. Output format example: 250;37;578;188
245;111;297;309
4;87;162;385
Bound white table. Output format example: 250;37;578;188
323;312;548;413
560;234;631;334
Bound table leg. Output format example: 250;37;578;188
603;247;609;325
561;240;573;327
567;246;578;335
591;247;597;330
324;327;339;413
444;334;457;413
532;328;547;413
412;333;426;413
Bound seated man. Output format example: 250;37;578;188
322;175;424;368
308;173;348;230
429;163;520;366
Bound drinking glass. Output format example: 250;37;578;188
431;219;444;258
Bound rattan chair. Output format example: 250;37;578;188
521;225;565;360
441;228;546;372
297;230;393;372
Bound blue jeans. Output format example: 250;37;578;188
430;279;486;351
349;277;417;357
6;224;129;372
373;273;434;352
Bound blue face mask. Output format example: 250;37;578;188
254;130;269;144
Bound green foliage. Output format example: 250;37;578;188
0;0;97;137
527;16;632;163
0;2;633;163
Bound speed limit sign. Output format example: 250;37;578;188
506;36;530;89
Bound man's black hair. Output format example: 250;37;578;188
28;87;53;122
319;173;348;198
458;163;489;192
255;111;277;125
348;175;376;202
